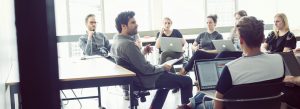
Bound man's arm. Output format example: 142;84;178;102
284;76;300;86
214;91;224;109
125;42;167;75
79;36;93;55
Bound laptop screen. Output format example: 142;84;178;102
195;58;235;90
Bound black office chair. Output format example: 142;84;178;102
202;82;284;109
114;57;153;108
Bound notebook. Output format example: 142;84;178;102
194;58;236;91
160;37;183;52
212;40;237;51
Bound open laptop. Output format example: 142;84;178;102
160;37;183;52
278;52;300;76
194;58;236;96
212;40;237;51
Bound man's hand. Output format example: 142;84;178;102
294;48;300;53
163;64;172;71
284;76;295;83
143;44;153;55
178;68;187;76
87;30;95;40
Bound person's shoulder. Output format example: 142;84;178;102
287;31;296;38
265;53;282;59
173;29;182;34
96;32;107;37
198;32;206;36
226;57;243;67
215;31;222;36
79;35;87;41
172;29;179;32
268;31;275;36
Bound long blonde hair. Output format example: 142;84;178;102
273;13;290;37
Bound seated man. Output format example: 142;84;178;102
111;11;193;109
177;16;285;109
79;14;111;56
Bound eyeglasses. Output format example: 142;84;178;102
165;22;171;24
89;21;97;24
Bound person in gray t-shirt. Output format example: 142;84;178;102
179;14;223;75
79;14;111;56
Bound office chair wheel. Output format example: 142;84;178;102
140;96;146;102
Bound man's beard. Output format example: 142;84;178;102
128;29;137;36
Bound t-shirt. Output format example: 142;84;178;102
156;29;183;53
156;29;183;39
265;31;296;52
216;53;285;94
194;31;223;50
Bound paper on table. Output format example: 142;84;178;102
162;56;183;66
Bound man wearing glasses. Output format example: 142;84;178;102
79;14;111;57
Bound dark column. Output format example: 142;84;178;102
14;0;61;109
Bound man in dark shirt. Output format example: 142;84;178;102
111;11;192;109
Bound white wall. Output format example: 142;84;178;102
0;0;19;109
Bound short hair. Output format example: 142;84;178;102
234;10;248;17
163;17;172;24
207;14;218;23
235;16;264;48
273;13;290;37
85;14;95;23
115;11;135;33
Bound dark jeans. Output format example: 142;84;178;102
191;92;213;109
184;50;243;72
150;72;193;109
184;50;217;72
282;86;300;108
215;51;243;59
160;51;183;73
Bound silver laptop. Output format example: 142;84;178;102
194;58;235;96
212;40;237;51
160;37;183;52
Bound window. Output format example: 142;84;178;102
238;0;277;24
162;0;205;29
206;0;236;26
103;0;150;33
277;0;300;29
55;0;102;35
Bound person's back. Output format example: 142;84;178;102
177;16;285;109
214;53;284;100
224;53;284;86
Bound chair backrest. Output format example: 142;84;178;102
114;57;146;88
223;82;284;109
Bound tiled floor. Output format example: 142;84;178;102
61;72;198;109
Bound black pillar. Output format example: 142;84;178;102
14;0;60;108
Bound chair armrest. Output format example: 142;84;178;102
202;93;283;109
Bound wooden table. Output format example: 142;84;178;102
6;57;136;109
140;34;197;46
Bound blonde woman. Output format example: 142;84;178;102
155;17;187;72
262;13;296;52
